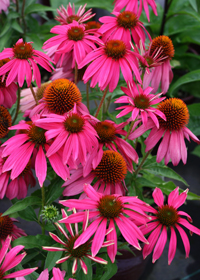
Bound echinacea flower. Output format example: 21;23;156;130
56;3;95;25
79;39;142;92
60;184;150;262
16;267;66;280
0;38;54;87
129;98;200;165
29;79;88;118
43;210;109;274
0;146;36;199
62;150;128;196
85;21;101;31
143;35;174;94
86;119;138;173
140;187;200;264
113;0;157;22
0;0;10;13
99;11;151;48
0;59;17;108
0;235;37;279
0;213;26;246
35;103;99;166
1;115;69;187
0;106;12;138
43;21;102;68
115;83;166;127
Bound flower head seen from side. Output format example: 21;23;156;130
62;150;128;196
113;0;157;22
115;83;166;128
0;235;37;279
0;0;10;13
56;3;95;25
43;21;102;69
0;146;36;200
0;106;12;138
0;59;17;108
143;35;174;94
60;184;150;263
140;187;200;264
79;39;142;93
129;98;200;166
0;213;26;246
1;115;69;187
43;210;109;275
34;103;99;166
99;11;151;48
0;39;54;88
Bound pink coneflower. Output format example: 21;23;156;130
51;66;74;82
62;150;128;196
86;119;138;173
0;59;17;108
129;98;200;166
29;79;88;118
1;115;69;187
99;11;151;48
0;106;12;138
143;35;174;94
43;21;102;68
16;267;66;280
35;103;99;166
85;21;101;31
56;3;95;25
79;39;142;92
0;213;26;246
115;83;166;127
141;187;200;264
20;82;51;113
43;209;109;274
113;0;157;22
0;0;10;13
0;147;36;200
60;184;150;262
0;38;54;87
0;235;37;278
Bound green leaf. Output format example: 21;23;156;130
76;0;113;12
11;19;24;33
18;206;38;222
45;177;65;204
100;259;118;280
191;145;200;158
45;250;63;271
189;0;198;11
3;196;42;216
12;234;53;249
168;70;200;95
142;165;188;186
25;4;56;15
187;103;200;136
22;251;40;265
0;21;11;37
0;29;13;52
136;177;157;188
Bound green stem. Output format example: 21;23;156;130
159;0;173;35
86;81;90;111
74;62;78;85
16;0;19;13
124;121;135;141
12;86;21;125
41;185;45;235
29;84;39;105
21;0;26;35
94;86;109;118
105;95;112;114
135;150;152;176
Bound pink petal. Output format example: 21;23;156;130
152;188;164;207
168;226;177;265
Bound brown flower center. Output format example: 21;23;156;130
64;113;84;133
105;40;126;60
0;270;4;280
85;21;101;30
13;42;34;59
149;35;174;61
36;82;51;101
0;59;10;87
98;195;123;218
27;122;46;145
66;235;90;258
134;94;150;109
94;150;127;183
158;98;189;131
117;11;138;29
66;15;80;24
20;160;31;176
44;79;82;115
157;205;178;226
0;106;12;138
67;26;84;41
0;213;14;240
94;121;116;143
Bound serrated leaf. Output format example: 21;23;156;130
3;196;42;216
169;70;200;95
25;4;56;15
12;234;53;249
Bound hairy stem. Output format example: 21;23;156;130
74;62;78;85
